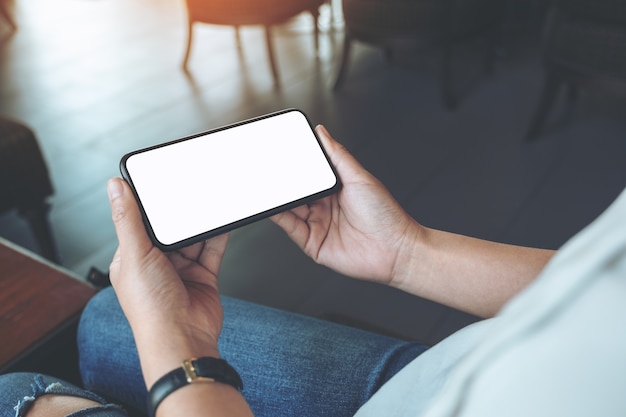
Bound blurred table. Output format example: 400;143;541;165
0;238;96;380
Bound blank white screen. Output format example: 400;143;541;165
124;111;338;246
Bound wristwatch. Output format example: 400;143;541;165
147;357;243;417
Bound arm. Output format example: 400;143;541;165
272;126;554;318
394;225;554;318
107;177;253;417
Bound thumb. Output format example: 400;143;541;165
315;124;347;166
107;177;154;260
315;124;375;184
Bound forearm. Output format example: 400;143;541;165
392;224;555;318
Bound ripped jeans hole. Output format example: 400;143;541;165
13;374;122;417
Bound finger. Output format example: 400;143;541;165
107;177;153;260
166;250;195;272
315;125;355;172
197;233;230;273
168;233;229;268
282;204;310;221
270;209;311;251
176;240;204;262
270;204;308;230
315;125;376;184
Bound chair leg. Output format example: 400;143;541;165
440;44;458;111
182;20;194;70
333;34;353;91
310;8;320;57
525;70;563;141
263;25;280;87
234;25;242;50
20;202;60;264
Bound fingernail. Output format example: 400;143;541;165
107;178;123;201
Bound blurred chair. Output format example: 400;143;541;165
0;116;60;263
333;0;504;110
182;0;326;87
526;0;626;140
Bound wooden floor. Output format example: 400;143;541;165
2;0;626;345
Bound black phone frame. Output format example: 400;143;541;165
119;108;342;251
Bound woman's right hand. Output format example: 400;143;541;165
271;125;422;286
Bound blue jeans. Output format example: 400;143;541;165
0;373;126;417
1;287;428;416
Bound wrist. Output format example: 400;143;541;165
134;328;221;389
389;220;429;292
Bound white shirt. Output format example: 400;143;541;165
356;188;626;416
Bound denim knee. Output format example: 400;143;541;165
78;288;429;417
0;372;127;417
78;288;146;414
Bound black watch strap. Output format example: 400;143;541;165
147;357;243;417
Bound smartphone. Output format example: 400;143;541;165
120;109;341;251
